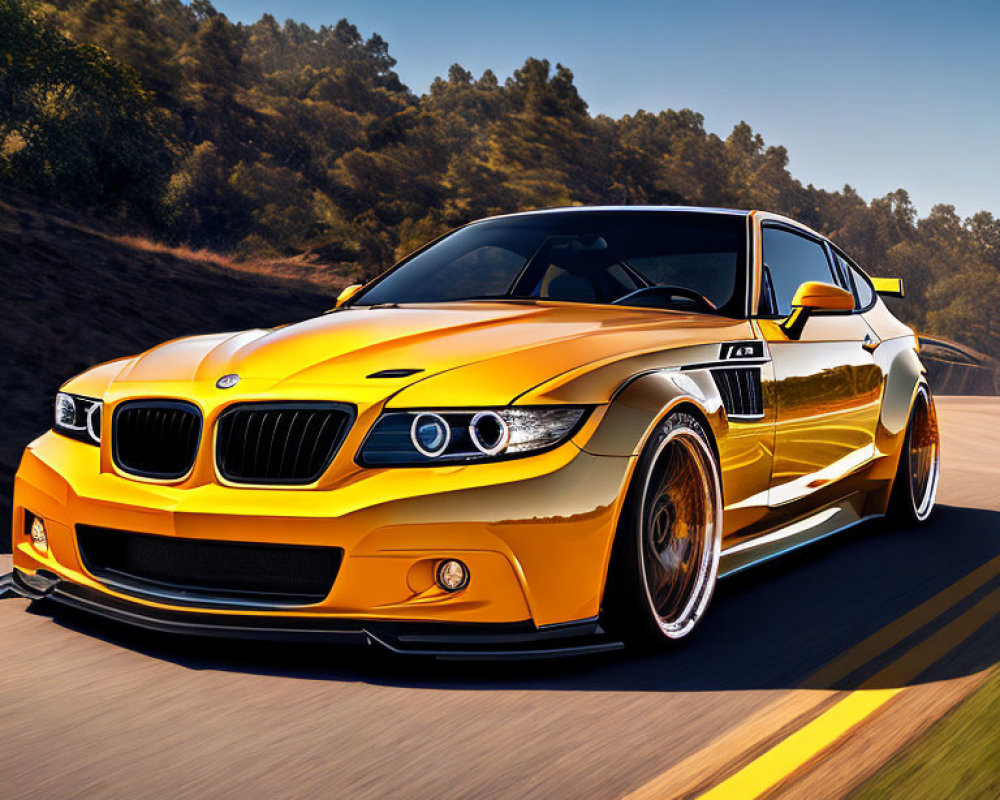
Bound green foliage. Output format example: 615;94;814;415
1;0;998;357
0;0;172;219
850;667;1000;800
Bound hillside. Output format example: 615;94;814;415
0;194;345;546
3;0;999;361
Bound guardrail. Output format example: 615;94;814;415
919;336;1000;396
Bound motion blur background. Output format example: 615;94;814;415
2;0;1000;538
2;3;999;798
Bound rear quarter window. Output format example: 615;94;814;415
834;252;875;310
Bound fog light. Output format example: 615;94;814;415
29;515;48;552
436;559;469;592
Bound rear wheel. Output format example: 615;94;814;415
603;412;722;646
888;384;940;524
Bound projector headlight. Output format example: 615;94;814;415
359;406;589;466
53;392;102;445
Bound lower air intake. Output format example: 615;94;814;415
76;525;342;606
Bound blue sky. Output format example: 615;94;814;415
212;0;999;218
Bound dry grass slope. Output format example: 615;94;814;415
1;195;347;546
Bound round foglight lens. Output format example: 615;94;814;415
436;559;469;592
30;516;48;552
469;411;510;456
55;393;77;428
410;412;451;457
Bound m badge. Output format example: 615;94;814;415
720;341;765;360
216;374;240;389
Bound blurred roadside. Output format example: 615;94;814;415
920;337;1000;396
849;666;1000;800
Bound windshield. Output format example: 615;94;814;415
352;210;748;317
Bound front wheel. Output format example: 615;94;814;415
888;384;941;524
603;412;723;647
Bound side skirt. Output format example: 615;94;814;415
719;498;881;578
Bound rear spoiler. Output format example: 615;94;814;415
871;277;904;298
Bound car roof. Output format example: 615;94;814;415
478;206;830;242
478;205;751;222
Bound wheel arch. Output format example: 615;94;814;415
580;368;728;459
865;337;934;514
880;338;928;437
592;370;726;617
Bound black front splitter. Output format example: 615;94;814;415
3;571;623;660
0;571;15;600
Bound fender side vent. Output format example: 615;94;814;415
712;367;763;419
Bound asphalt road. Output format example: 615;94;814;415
2;396;998;800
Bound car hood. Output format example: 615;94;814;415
104;301;747;406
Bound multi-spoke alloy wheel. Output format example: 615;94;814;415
604;412;722;645
890;384;940;524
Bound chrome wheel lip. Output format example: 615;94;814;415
909;386;940;522
637;425;722;640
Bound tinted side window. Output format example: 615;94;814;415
835;253;875;309
761;227;836;316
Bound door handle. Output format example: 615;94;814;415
862;333;879;353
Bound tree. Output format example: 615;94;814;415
1;0;173;220
2;0;998;360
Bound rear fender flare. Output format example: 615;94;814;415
880;342;926;437
865;339;929;508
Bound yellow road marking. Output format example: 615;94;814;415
619;555;1000;800
696;689;903;800
697;585;1000;800
860;584;1000;690
619;694;840;800
804;554;1000;688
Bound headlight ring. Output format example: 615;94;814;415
410;412;451;457
468;411;510;456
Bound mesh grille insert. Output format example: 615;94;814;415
76;525;342;605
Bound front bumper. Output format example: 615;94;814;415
12;429;635;640
6;569;623;659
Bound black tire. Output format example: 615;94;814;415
603;411;723;648
887;384;940;525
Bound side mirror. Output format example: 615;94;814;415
780;281;855;339
327;283;363;312
871;277;904;298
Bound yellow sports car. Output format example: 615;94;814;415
8;207;940;657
